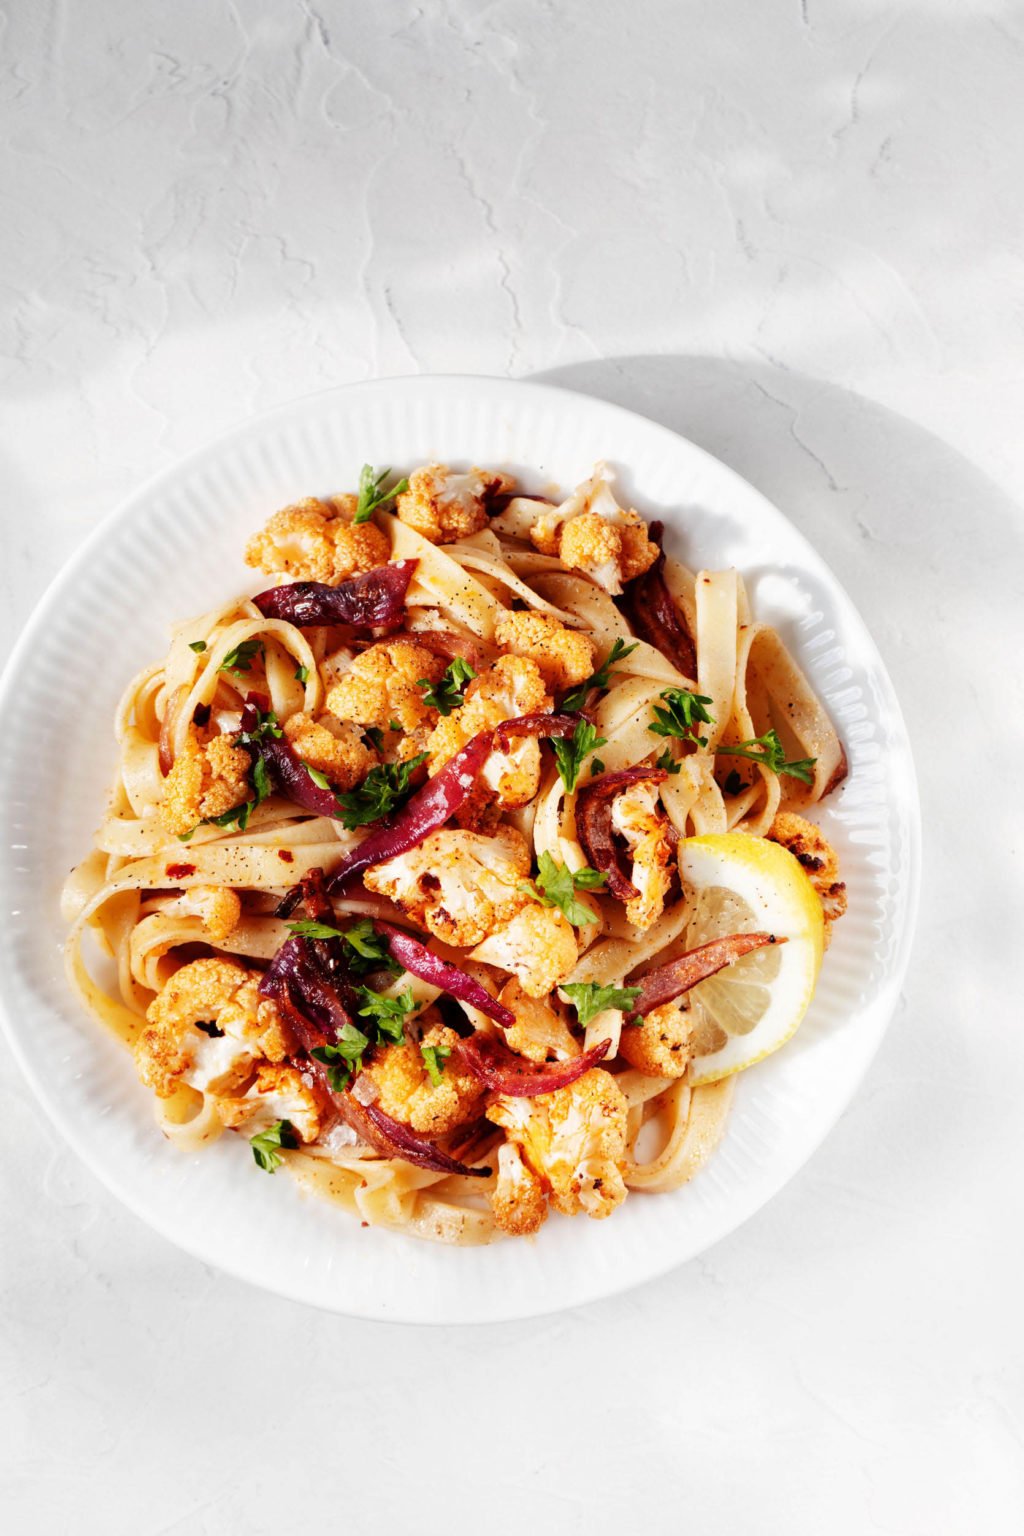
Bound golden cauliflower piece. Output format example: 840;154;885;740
160;727;251;837
767;812;847;937
395;463;514;545
282;711;377;791
426;655;552;814
611;776;674;931
493;611;597;692
244;494;390;584
364;826;531;948
325;639;445;736
500;978;580;1063
492;464;658;596
362;1020;482;1138
618;999;692;1078
182;885;242;943
217;1062;321;1143
136;959;290;1099
488;1068;629;1219
491;1142;549;1236
470;903;578;999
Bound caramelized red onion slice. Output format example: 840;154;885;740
343;1097;492;1178
575;766;668;902
494;712;584;750
252;560;418;630
628;932;784;1019
327;730;494;892
259;737;343;819
619;521;697;681
259;935;358;1038
456;1033;612;1097
373;921;515;1029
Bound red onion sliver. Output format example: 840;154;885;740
253;560;418;630
403;629;491;672
618;522;697;681
628;932;783;1018
348;1098;492;1178
327;730;494;892
575;766;668;902
495;712;584;750
373;921;514;1029
260;737;342;819
457;1033;612;1097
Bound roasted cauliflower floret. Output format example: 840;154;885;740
395;463;514;545
217;1062;321;1143
136;959;289;1099
325;639;445;736
362;1020;482;1138
492;465;658;596
244;494;390;584
610;777;673;931
181;885;242;943
493;611;597;692
618;998;692;1078
426;655;552;814
282;711;377;791
491;1141;549;1236
364;826;531;948
488;1068;629;1219
767;812;847;938
470;903;578;999
500;978;580;1063
160;727;251;837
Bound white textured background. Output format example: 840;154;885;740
2;2;1023;1533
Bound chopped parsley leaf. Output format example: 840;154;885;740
294;664;310;684
311;1023;370;1091
356;985;415;1045
339;917;401;976
354;464;409;524
717;729;817;785
522;851;606;927
562;981;642;1028
561;637;638;712
590;757;605;777
421;1042;451;1086
647;688;715;745
250;1118;297;1173
552;720;607;794
655;746;682;775
188;640;207;653
336;754;429;830
219;638;263;676
417;657;477;716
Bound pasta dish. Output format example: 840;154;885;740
62;461;848;1244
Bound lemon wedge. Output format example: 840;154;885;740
677;833;825;1085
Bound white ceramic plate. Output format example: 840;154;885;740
0;376;919;1323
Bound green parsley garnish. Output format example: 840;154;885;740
388;719;401;731
590;757;605;777
421;1042;451;1086
522;851;606;927
552;720;607;794
286;918;347;940
354;464;410;524
648;688;715;746
717;729;817;785
338;917;401;975
294;664;310;684
417;658;477;716
561;637;639;712
188;640;207;653
722;769;745;796
562;981;642;1028
655;746;682;775
206;799;254;833
311;1023;370;1091
336;754;428;829
304;763;335;793
250;1119;297;1173
356;985;414;1044
238;704;282;748
219;638;263;676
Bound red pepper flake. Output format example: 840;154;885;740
165;862;196;879
278;849;295;862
